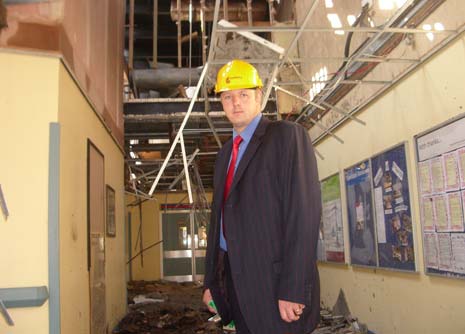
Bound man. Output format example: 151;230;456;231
203;59;321;334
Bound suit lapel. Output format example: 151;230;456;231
227;117;270;198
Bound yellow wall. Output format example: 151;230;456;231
126;192;212;281
0;51;59;334
58;63;126;333
315;34;465;334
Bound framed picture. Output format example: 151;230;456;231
106;185;116;237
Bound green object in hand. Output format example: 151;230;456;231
208;300;236;330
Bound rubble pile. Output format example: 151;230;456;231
113;280;222;334
114;281;372;334
313;289;371;334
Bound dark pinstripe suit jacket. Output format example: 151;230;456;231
204;117;321;334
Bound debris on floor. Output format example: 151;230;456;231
313;289;372;334
113;281;372;334
113;280;222;334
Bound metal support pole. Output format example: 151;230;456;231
179;134;194;203
202;85;223;148
177;0;182;67
223;0;228;21
200;0;207;64
268;0;274;25
148;63;211;195
190;211;196;281
321;101;366;126
129;0;135;71
247;0;253;26
152;0;158;68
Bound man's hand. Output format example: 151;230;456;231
202;288;216;313
278;299;305;323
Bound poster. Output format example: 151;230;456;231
424;233;438;269
443;152;460;192
371;144;415;271
430;156;445;194
416;115;465;279
447;192;464;232
418;161;432;195
345;161;377;267
320;174;345;263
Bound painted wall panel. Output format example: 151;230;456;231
316;34;465;334
0;51;59;334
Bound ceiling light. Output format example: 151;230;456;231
327;14;342;28
129;139;139;145
130;173;136;180
347;15;356;26
379;0;394;10
129;151;138;159
434;22;444;31
325;0;334;8
135;161;142;165
422;24;432;31
335;30;344;35
148;138;170;144
426;32;434;42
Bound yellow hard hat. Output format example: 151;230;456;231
214;59;263;93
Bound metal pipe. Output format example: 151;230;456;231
131;68;202;90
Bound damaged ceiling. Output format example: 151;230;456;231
124;0;465;196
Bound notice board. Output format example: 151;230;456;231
371;144;415;271
345;161;377;266
415;115;465;279
320;174;345;263
344;144;416;271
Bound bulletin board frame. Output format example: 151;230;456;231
319;173;346;264
414;113;465;280
370;142;417;272
344;143;418;273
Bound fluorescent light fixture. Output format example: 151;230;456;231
379;0;394;10
434;22;444;31
148;138;170;144
135;161;142;165
325;0;334;8
129;139;139;145
347;15;356;26
327;13;342;28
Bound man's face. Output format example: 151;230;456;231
220;89;261;133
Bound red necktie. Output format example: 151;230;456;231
223;135;243;201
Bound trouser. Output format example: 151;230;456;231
222;251;252;334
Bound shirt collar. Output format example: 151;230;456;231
233;113;262;143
